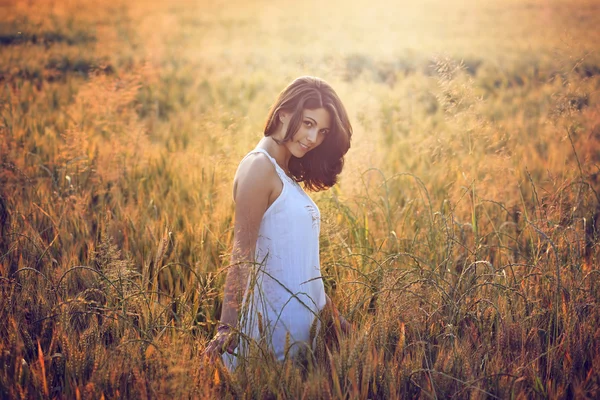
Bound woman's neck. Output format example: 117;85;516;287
258;135;291;173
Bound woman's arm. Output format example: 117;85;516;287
205;154;280;356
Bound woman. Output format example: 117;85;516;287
205;76;352;369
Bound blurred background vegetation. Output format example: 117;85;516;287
1;0;599;397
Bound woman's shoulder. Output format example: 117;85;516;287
236;150;277;178
233;150;280;201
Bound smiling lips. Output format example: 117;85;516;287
299;142;311;151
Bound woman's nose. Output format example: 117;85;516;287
306;128;318;143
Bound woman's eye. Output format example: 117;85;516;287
319;130;329;136
303;121;313;127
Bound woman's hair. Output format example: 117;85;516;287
264;76;353;191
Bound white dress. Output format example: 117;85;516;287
223;148;326;370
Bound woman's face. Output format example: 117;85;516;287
280;108;331;158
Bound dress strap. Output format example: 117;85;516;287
243;148;289;181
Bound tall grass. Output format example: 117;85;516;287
1;0;599;397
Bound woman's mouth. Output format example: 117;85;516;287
299;142;311;151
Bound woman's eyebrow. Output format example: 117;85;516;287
304;116;329;129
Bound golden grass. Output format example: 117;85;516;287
1;0;599;397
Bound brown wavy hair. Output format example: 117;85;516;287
264;76;353;191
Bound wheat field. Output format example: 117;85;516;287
1;0;599;398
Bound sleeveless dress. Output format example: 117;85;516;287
223;148;326;370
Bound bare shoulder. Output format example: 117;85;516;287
233;152;278;202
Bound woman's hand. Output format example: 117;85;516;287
337;313;352;335
325;294;353;335
204;325;238;358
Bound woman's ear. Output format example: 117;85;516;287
279;111;289;123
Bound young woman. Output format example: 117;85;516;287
205;76;353;369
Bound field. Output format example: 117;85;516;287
1;0;600;398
